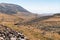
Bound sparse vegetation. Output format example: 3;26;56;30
0;3;60;40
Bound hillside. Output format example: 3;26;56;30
0;3;60;40
12;13;60;40
0;13;60;40
22;13;60;32
0;3;37;21
0;13;53;40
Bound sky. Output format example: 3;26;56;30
0;0;60;14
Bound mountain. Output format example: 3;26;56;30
0;3;29;14
0;3;37;22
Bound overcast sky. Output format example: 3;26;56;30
0;0;60;14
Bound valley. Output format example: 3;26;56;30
0;3;60;40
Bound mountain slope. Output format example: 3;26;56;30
0;13;54;40
22;13;60;32
0;13;24;25
0;11;60;40
0;3;29;14
0;3;37;22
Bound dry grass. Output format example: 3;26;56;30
0;13;60;40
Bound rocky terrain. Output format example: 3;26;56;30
0;24;29;40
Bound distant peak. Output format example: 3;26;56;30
54;13;60;16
